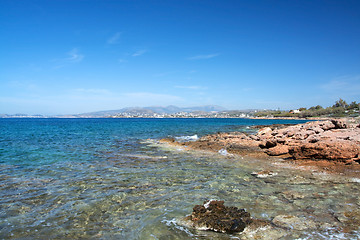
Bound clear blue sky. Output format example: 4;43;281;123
1;0;359;114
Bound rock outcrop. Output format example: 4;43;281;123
160;118;360;175
257;119;360;162
186;200;252;233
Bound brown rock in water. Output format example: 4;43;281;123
187;200;251;233
258;127;272;136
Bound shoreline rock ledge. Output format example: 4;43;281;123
258;119;360;163
162;119;360;164
185;200;252;233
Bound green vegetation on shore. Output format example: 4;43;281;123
254;98;360;118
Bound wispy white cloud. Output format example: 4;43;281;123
123;92;183;105
52;48;84;68
27;64;43;72
67;48;84;62
188;53;219;60
132;50;147;57
242;87;253;92
321;75;360;95
118;58;128;63
153;71;178;77
107;32;121;44
321;80;348;90
8;80;40;91
175;85;206;90
71;88;112;95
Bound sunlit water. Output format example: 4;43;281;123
0;118;359;239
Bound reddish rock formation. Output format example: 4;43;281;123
160;118;360;175
258;119;360;162
265;144;289;156
289;139;360;161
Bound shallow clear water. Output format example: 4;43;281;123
0;118;359;239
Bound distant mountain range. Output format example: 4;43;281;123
75;105;227;117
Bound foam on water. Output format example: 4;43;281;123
162;218;195;237
175;134;199;142
218;148;232;156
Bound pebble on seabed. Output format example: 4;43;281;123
251;170;278;178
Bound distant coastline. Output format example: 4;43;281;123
2;99;359;119
0;115;356;120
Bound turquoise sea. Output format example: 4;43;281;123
0;118;359;239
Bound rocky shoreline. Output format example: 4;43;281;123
183;200;333;237
160;119;360;177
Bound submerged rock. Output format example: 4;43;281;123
281;191;305;201
272;215;317;231
251;170;278;178
241;225;287;240
186;200;251;233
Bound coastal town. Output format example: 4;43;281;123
0;109;251;118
